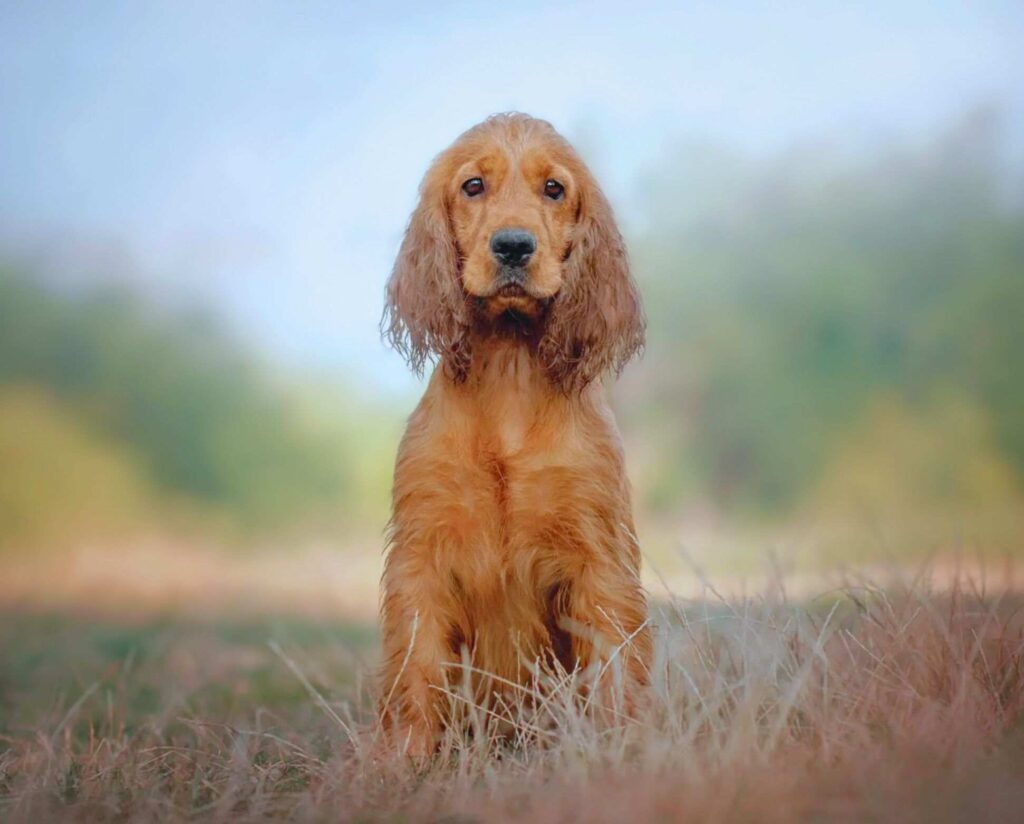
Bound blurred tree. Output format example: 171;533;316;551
0;273;380;533
625;108;1024;519
0;386;154;551
2;108;1021;542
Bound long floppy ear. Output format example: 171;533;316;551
539;174;645;392
382;162;471;380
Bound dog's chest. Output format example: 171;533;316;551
428;350;615;557
483;383;538;457
414;368;619;602
469;356;575;467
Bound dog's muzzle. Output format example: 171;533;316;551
494;265;528;296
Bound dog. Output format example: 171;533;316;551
379;113;650;757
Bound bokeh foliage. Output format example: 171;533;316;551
0;273;398;545
1;110;1021;551
626;110;1024;519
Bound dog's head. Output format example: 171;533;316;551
383;113;644;391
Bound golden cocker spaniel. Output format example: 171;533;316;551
380;113;650;757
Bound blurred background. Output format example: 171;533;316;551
2;1;1023;618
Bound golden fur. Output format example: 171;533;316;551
379;113;650;757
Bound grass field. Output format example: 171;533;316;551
2;559;1024;822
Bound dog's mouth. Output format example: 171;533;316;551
466;264;556;327
486;265;535;298
481;264;554;301
495;282;528;298
472;273;551;326
480;278;547;309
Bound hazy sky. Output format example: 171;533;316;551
2;1;1021;393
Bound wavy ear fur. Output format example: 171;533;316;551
539;175;645;392
382;163;471;380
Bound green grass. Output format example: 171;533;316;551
0;613;377;741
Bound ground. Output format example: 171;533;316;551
1;555;1024;822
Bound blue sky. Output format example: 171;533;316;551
1;1;1021;393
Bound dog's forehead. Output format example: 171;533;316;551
451;121;573;178
465;113;556;143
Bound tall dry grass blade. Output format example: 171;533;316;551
267;640;358;746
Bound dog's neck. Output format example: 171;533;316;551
470;301;548;343
464;334;545;390
453;337;560;456
433;330;599;458
458;304;552;391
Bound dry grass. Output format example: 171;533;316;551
2;563;1024;822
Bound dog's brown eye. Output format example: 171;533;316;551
544;179;564;200
462;177;484;197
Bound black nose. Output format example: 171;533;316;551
490;228;536;266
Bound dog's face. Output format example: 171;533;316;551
384;113;644;390
446;135;578;320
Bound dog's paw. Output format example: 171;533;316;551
370;722;438;770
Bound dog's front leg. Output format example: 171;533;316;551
562;552;652;719
377;542;456;762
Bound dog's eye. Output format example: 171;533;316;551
544;179;565;200
462;177;484;197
